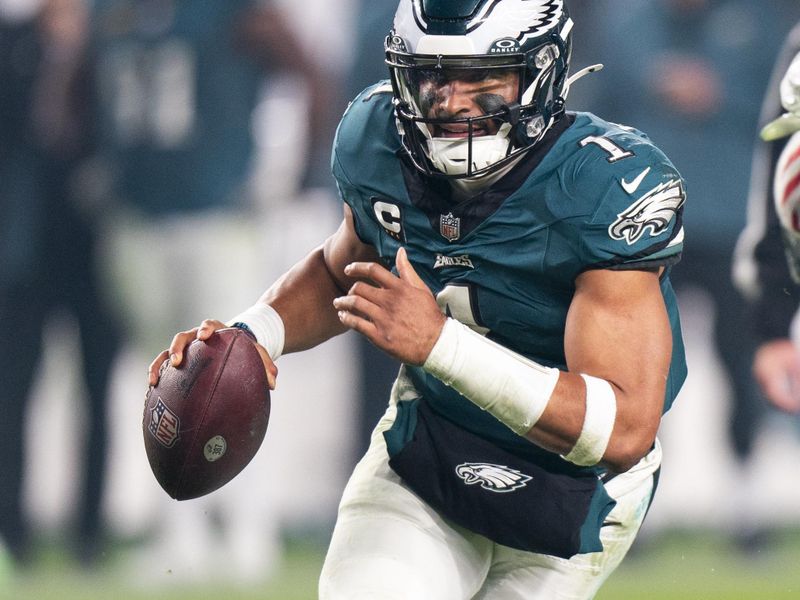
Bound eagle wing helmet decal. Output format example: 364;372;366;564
455;462;532;493
408;0;563;43
609;179;685;245
466;0;563;42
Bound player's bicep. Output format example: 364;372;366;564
565;268;671;442
323;204;380;293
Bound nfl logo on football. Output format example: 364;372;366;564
149;398;181;448
440;212;461;242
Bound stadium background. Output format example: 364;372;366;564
2;0;800;598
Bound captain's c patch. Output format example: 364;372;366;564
372;198;405;242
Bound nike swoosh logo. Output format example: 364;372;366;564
620;167;651;194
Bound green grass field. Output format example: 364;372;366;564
3;530;799;600
596;530;800;600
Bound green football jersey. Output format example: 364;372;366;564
333;83;687;469
91;0;262;215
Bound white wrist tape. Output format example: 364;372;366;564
562;374;617;466
423;318;559;436
227;303;285;360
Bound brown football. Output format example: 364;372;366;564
142;328;270;500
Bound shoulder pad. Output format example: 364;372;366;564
557;113;686;267
333;81;402;188
364;82;394;101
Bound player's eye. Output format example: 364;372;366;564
457;69;492;83
414;69;446;88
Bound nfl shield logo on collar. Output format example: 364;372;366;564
440;212;461;242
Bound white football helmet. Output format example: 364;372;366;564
774;131;800;281
385;0;574;179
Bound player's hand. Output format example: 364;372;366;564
753;339;800;413
780;51;800;114
761;52;800;140
333;247;446;365
147;319;278;390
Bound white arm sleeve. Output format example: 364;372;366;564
423;318;559;435
423;319;619;467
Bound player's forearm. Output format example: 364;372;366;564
260;245;349;355
424;318;663;473
528;374;660;473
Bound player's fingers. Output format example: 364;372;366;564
196;319;227;340
337;308;379;341
148;350;170;386
345;280;385;305
396;247;427;290
168;328;199;366
344;260;397;289
252;344;279;391
333;294;382;322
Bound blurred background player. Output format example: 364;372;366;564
0;0;121;568
736;21;800;415
87;0;335;355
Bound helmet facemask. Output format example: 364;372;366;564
386;26;571;179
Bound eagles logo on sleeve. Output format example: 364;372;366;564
609;179;685;245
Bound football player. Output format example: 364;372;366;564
149;1;687;597
736;23;800;414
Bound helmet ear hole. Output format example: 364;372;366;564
533;44;559;70
526;116;546;139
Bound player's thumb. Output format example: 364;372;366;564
396;247;426;290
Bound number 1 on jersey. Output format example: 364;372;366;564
579;135;634;163
435;284;490;336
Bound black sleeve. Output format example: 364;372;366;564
739;24;800;342
751;172;799;340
